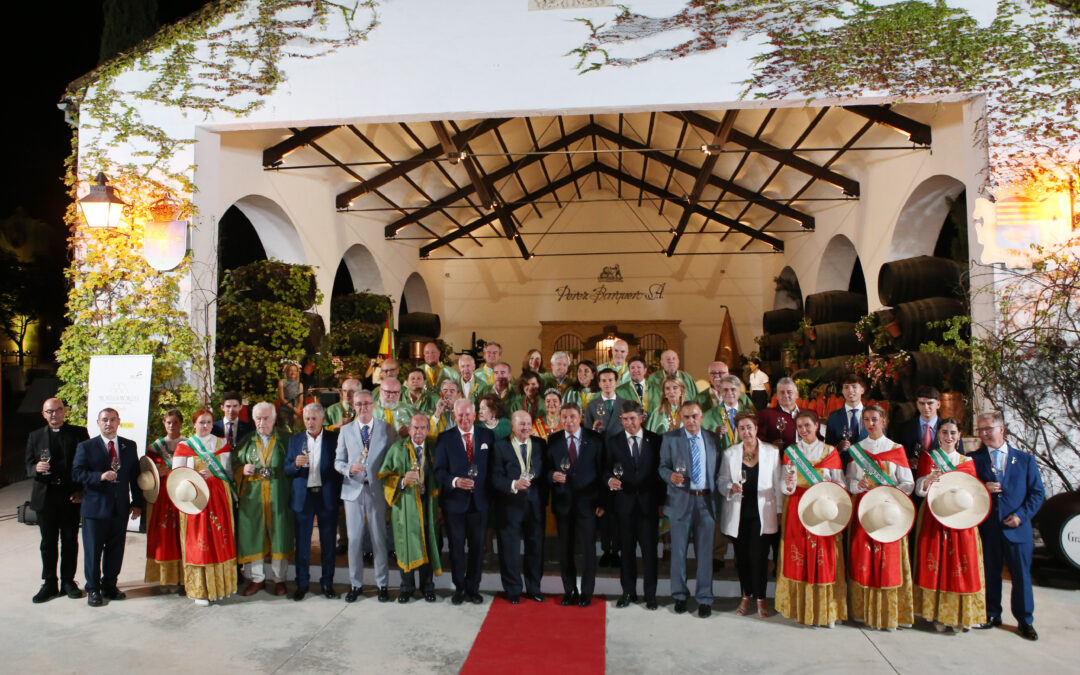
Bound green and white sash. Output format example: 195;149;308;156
188;435;237;497
150;437;174;465
848;442;896;488
929;447;957;473
784;444;823;485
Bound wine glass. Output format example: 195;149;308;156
560;457;571;474
675;463;688;484
776;416;787;432
467;464;479;479
613;462;624;480
520;469;534;483
841;424;852;442
110;456;121;473
738;469;748;485
40;448;51;475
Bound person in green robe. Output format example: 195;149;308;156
615;356;657;417
645;349;700;402
428;379;460;442
379;413;441;602
420;342;460;393
324;378;361;431
233;401;295;595
374;377;414;438
697;361;754;413
403;368;439;416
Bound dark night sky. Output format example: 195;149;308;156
1;1;210;230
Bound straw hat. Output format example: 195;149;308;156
797;481;853;536
927;471;991;530
857;485;916;543
137;455;160;504
166;467;210;515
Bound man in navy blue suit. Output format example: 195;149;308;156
211;391;252;448
970;411;1044;641
71;408;143;607
823;373;869;469
897;386;941;468
285;403;342;601
434;398;494;605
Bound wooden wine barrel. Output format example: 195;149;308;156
762;308;803;334
900;351;963;401
758;332;795;360
762;360;785;385
805;356;851;386
810;322;863;358
1035;492;1080;570
878;255;966;306
398;312;441;339
805;291;868;325
894;298;966;349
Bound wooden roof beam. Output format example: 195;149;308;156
262;126;339;167
667;110;738;256
843;105;932;146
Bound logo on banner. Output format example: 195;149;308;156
144;220;188;271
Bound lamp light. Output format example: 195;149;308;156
78;173;126;228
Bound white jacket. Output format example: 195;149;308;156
717;441;785;537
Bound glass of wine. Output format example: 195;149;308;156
520;469;534;483
739;469;748;485
110;457;121;473
841;425;852;442
560;457;571;474
776;416;787;432
467;464;479;479
613;462;624;480
675;463;688;484
40;448;51;475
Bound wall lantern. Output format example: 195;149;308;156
78;172;127;229
144;196;189;272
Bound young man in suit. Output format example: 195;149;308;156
659;401;719;618
615;356;653;416
71;408;143;607
547;402;605;607
605;401;664;609
823;374;869;466
212;391;252;447
971;411;1045;641
898;386;941;468
585;368;629;567
435;398;494;605
26;397;89;602
285;403;342;600
491;410;547;604
334;389;395;603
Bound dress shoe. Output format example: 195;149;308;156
698;605;712;618
452;590;466;605
424;591;437;603
274;582;287;596
507;595;520;604
578;595;592;607
293;587;308;601
645;598;658;610
525;593;545;603
242;581;265;596
32;584;60;604
616;593;633;608
345;587;363;603
378;587;390;602
398;591;414;604
561;589;579;606
468;592;484;605
87;591;103;607
975;617;1002;629
62;582;83;599
102;588;126;601
1019;623;1038;641
322;586;340;599
334;542;348;555
674;599;688;614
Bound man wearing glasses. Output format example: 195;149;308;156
970;411;1044;640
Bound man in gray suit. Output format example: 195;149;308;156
335;389;394;603
658;401;719;618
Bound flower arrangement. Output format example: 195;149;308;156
847;350;911;390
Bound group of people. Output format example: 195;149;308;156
25;341;1044;641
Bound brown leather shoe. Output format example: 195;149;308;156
242;581;265;596
274;582;287;596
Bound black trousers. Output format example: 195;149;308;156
618;508;659;599
37;496;81;585
400;563;435;593
555;508;598;596
599;510;618;555
82;514;127;592
496;505;545;596
734;516;776;600
445;507;487;594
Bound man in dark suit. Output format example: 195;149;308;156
971;411;1045;641
547;402;605;607
898;386;941;468
434;398;494;605
756;377;800;448
584;367;629;568
285;403;342;601
605;401;663;609
212;391;252;447
491;410;546;604
71;408;143;607
660;401;719;618
824;374;870;469
25;397;89;603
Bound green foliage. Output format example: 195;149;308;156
220;259;320;310
216;300;310;351
331;291;392;324
325;320;382;357
216;343;303;402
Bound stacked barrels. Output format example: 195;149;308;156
758;307;802;385
804;290;868;384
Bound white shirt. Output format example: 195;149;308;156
749;370;768;391
461;378;474;398
306;432;322;488
989;442;1009;477
845;435;914;495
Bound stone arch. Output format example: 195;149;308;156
887;175;966;262
817;234;862;293
340;244;385;294
773;266;803;310
229;194;305;264
400;272;432;314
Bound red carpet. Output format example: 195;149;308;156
461;594;606;674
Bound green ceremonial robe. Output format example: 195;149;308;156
616;379;659;415
324;402;355;430
374;400;414;435
697;387;755;414
233;431;295;564
646;369;701;401
403;390;438;416
599;361;631;385
422;363;460;393
379;439;442;575
702;403;756;451
540;373;575;396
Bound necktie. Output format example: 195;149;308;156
568;436;578;466
520;443;528;470
606;399;613;416
108;440;118;466
630;435;639;461
921;422;933;454
360;425;370;449
992;449;1003;475
728;408;737;431
465;433;473;463
849;409;859;438
226;421;234;447
635;382;643;399
690;435;703;487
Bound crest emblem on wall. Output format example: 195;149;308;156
143;220;188;271
597;264;623;282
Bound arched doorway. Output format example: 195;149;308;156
887;175;966;262
817;234;863;292
400;272;432;315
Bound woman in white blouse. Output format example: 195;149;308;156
718;411;789;617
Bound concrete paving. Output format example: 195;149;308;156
1;479;1076;674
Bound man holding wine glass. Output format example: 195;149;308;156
72;408;143;607
27;397;89;603
491;410;547;604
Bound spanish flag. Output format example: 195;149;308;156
378;308;395;359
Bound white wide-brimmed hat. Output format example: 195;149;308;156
927;471;991;530
797;481;853;537
166;467;209;515
137;455;160;504
858;485;916;543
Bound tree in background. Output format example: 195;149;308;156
99;0;160;64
